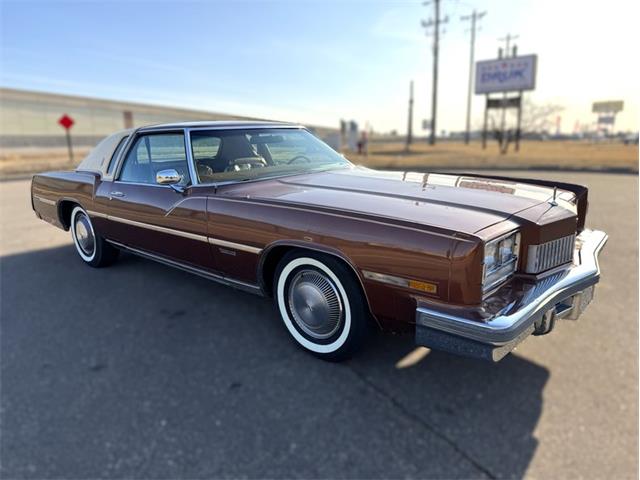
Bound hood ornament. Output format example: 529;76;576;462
549;187;558;206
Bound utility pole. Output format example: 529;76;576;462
422;0;448;145
461;10;486;144
498;33;519;141
498;33;518;54
406;80;414;150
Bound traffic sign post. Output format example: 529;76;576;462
58;114;75;163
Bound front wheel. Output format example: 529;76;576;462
274;251;369;361
70;206;119;268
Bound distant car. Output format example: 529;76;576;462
31;121;608;361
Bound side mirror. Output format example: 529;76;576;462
156;169;182;185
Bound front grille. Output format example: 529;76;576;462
525;234;575;273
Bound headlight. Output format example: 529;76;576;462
483;231;520;293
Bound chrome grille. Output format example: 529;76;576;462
525;234;575;273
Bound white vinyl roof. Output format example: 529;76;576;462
75;128;133;177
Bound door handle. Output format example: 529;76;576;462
109;191;125;199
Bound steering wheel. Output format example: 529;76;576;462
224;157;267;172
197;163;214;178
287;155;311;165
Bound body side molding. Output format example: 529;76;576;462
106;240;264;295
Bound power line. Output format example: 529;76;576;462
460;9;486;144
422;0;448;145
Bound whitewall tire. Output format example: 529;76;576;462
70;205;119;268
274;251;369;360
71;206;97;262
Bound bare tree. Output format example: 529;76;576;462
519;98;564;134
487;99;564;153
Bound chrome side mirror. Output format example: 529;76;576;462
156;169;182;185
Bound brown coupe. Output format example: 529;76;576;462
31;121;607;361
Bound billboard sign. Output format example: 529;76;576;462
487;97;521;109
475;55;537;94
597;116;615;125
592;101;623;113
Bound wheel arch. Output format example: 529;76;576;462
257;240;380;328
57;198;82;231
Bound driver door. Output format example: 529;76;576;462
95;131;215;270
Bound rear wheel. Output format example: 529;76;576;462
70;206;119;267
274;251;369;361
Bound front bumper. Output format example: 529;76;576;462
415;229;608;361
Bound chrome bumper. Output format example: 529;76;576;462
415;229;608;361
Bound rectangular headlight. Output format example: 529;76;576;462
483;231;520;293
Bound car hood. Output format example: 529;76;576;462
226;167;571;235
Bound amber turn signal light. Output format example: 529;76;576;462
408;280;437;294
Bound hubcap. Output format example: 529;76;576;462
74;213;95;255
287;269;343;340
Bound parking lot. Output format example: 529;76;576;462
1;171;637;479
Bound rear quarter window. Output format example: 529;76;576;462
107;136;129;175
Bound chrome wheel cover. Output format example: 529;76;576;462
287;269;344;340
74;213;95;256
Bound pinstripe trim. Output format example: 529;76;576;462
87;211;261;254
86;210;108;218
208;237;262;254
33;195;56;206
362;270;410;287
110;215;208;242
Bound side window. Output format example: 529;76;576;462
191;134;222;182
119;133;190;185
192;135;221;160
106;135;129;176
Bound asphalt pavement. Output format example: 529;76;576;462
1;171;637;479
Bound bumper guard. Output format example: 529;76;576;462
415;229;608;361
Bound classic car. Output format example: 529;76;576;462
31;121;608;361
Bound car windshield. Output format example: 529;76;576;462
190;128;349;183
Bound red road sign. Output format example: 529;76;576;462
58;114;74;130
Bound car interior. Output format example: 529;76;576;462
194;134;269;179
192;132;316;183
119;134;192;185
118;130;344;186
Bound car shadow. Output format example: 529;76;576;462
349;332;548;478
1;245;548;479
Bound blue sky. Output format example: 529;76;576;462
1;0;638;133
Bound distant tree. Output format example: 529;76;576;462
519;99;564;134
487;99;564;153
